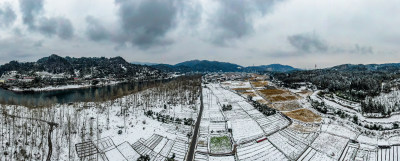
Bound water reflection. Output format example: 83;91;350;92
0;79;170;107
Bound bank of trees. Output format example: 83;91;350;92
274;69;396;101
249;100;276;116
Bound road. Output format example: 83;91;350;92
186;87;204;161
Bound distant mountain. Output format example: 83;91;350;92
330;63;400;72
131;61;159;66
151;64;193;73
151;60;243;73
0;54;164;79
243;64;299;73
175;60;243;72
150;60;298;73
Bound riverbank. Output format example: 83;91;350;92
5;81;121;92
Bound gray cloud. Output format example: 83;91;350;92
177;0;202;27
85;16;110;41
56;17;74;39
33;40;43;47
354;44;373;54
37;17;74;39
0;37;47;64
0;4;17;27
210;0;282;45
288;33;328;53
115;0;178;49
19;0;44;29
37;17;57;36
18;0;74;39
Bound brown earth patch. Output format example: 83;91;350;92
258;89;286;95
288;122;320;133
251;81;268;87
232;88;252;91
284;108;322;123
273;101;302;111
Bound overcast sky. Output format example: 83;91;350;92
0;0;399;68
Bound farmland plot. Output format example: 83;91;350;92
269;131;308;160
297;147;334;161
209;135;232;153
208;110;225;122
279;128;319;145
209;122;227;133
153;137;168;153
130;134;189;161
321;124;358;139
116;142;140;160
355;148;376;161
104;148;127;161
311;133;349;160
209;156;235;161
236;141;288;161
195;153;209;161
221;81;252;90
338;142;359;161
250;80;268;88
288;122;320;133
377;145;400;161
231;118;264;141
197;136;209;152
274;101;302;111
223;109;250;120
159;139;174;157
284;108;322;123
168;140;189;161
255;114;290;135
237;101;256;111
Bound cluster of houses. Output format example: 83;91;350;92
203;73;270;83
203;73;247;83
0;71;119;89
0;71;67;84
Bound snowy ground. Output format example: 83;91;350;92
199;77;400;161
3;75;400;161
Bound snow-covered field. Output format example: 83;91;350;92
311;132;349;160
200;79;400;161
321;124;358;139
236;141;288;161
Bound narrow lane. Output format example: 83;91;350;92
186;86;203;161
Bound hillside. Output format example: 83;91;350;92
151;60;298;73
243;64;299;73
0;54;164;79
175;60;243;72
331;63;400;72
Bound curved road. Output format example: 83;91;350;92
186;87;203;161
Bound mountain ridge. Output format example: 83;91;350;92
0;54;164;79
151;60;299;73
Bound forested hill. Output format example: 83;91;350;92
330;63;400;72
0;54;164;79
273;63;400;101
151;60;299;73
243;64;299;73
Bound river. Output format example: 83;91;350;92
0;79;170;107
